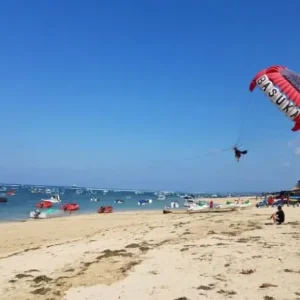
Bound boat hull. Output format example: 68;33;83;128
30;209;64;219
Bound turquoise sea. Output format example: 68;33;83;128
0;184;259;222
0;185;187;221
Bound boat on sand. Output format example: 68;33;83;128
188;206;238;214
226;200;253;209
187;201;210;212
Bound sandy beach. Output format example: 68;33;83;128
1;197;300;300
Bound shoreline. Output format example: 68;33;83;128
0;196;258;223
0;209;164;224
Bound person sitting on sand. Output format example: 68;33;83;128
270;206;285;225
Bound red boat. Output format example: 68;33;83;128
0;197;8;203
7;190;15;196
98;206;113;213
62;203;80;211
36;201;52;209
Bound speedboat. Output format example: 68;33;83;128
98;206;113;213
170;201;179;208
7;190;15;196
41;194;61;203
45;188;52;194
220;201;238;209
138;199;153;205
30;208;64;219
0;197;8;203
235;200;253;209
36;200;52;209
90;197;100;202
187;201;209;211
114;199;124;204
184;198;199;207
61;203;80;211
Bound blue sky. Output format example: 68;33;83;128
0;0;300;192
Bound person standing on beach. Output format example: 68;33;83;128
270;206;285;225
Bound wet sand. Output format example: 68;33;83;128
0;198;299;300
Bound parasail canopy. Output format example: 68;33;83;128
249;65;300;131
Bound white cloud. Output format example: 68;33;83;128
287;137;300;155
288;135;300;147
295;148;300;155
282;161;291;167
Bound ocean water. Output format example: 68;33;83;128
0;187;185;222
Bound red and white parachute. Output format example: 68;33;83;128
249;65;300;131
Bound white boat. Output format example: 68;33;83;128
30;209;64;219
184;198;199;207
41;194;61;203
220;201;240;209
170;201;179;208
157;195;166;201
45;188;52;194
90;197;100;202
187;201;210;211
187;206;238;214
235;201;253;209
115;199;125;204
138;199;153;205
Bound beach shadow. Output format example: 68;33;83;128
259;283;278;289
31;287;51;295
217;289;236;296
240;269;255;275
120;260;142;274
197;284;215;291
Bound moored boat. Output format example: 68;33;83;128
41;194;61;203
61;203;79;211
234;200;253;209
157;194;166;201
170;201;180;208
7;190;15;196
187;201;210;211
138;199;153;205
90;197;100;202
36;201;52;209
114;199;124;204
0;197;8;203
98;206;113;213
29;208;64;219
